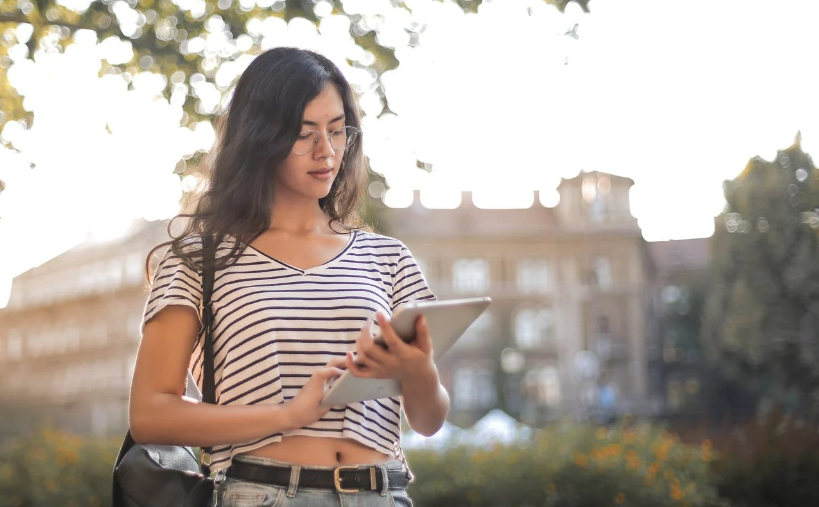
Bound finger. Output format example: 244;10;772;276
376;312;410;352
361;335;391;366
326;356;348;369
357;321;388;367
414;315;433;354
316;367;345;381
346;352;375;378
355;321;373;360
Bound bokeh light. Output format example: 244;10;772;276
2;0;819;308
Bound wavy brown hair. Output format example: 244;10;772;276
146;47;368;280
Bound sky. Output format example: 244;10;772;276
1;0;818;307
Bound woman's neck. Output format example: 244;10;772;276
267;197;331;235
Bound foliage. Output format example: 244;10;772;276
703;133;819;415
6;417;819;507
710;409;819;507
0;427;120;507
406;420;724;507
0;0;591;129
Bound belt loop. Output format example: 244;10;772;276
378;465;389;497
286;465;301;498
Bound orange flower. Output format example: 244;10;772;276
574;453;589;467
670;484;685;501
615;493;626;504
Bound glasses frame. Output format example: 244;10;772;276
292;126;360;156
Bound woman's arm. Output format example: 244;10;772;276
399;359;450;436
129;305;344;446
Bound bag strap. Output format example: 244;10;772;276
113;236;217;506
201;234;216;405
200;234;216;472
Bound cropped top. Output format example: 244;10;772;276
140;229;436;473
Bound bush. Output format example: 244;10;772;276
711;410;819;507
0;427;120;507
406;420;725;507
8;415;819;507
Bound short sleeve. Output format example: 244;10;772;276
141;241;203;334
391;243;436;311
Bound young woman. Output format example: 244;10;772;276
129;47;449;507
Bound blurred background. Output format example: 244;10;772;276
1;0;819;505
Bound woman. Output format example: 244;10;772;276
129;47;449;507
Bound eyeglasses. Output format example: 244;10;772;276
292;126;359;155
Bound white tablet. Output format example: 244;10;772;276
320;297;492;407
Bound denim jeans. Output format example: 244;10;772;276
215;455;413;507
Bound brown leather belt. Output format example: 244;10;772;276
226;460;411;493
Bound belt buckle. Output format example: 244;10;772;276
333;466;360;493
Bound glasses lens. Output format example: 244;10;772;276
293;131;318;155
293;127;358;155
331;126;357;151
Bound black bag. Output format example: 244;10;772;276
113;236;217;507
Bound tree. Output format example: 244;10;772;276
703;132;819;416
0;0;591;130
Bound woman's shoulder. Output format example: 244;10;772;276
353;229;406;250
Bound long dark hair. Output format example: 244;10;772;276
146;47;368;281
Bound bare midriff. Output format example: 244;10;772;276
246;436;392;466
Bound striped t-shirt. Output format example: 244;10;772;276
141;229;436;473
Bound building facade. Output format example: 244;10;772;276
376;172;660;427
0;221;170;439
0;171;686;438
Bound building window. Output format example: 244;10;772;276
514;308;555;349
597;316;610;335
516;259;551;294
595;315;614;360
452;258;490;294
667;379;683;411
452;366;496;410
593;257;612;289
523;366;561;406
599;382;619;410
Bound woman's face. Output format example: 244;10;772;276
274;83;347;204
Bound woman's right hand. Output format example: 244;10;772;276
283;357;346;431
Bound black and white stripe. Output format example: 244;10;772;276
141;230;436;474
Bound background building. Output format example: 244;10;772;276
0;171;706;438
377;172;659;427
0;221;169;439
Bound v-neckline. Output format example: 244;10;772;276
246;229;358;275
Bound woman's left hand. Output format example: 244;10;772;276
346;312;435;383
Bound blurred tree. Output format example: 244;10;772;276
0;0;591;219
703;133;819;416
0;0;591;129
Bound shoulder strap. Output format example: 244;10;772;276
200;235;216;473
201;235;216;406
